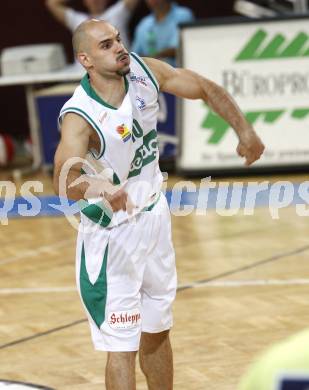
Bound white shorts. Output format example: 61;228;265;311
75;194;177;352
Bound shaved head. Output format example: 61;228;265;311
72;19;130;77
72;19;107;56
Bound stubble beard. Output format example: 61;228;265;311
116;66;130;77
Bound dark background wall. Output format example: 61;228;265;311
0;0;235;139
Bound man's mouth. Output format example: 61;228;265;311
117;53;129;63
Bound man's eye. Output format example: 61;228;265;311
117;36;121;42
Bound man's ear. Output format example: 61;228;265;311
77;52;92;69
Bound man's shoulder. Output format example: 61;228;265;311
60;85;87;112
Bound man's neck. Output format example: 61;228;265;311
154;2;172;22
89;73;127;109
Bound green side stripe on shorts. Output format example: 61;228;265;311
80;243;108;328
61;107;106;159
130;52;160;94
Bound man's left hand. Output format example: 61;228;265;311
236;129;265;166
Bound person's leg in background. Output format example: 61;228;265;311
139;330;173;390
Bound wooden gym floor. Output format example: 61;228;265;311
0;171;308;389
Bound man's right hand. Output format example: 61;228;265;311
105;188;136;215
67;174;136;214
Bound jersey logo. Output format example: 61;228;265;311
129;72;147;86
136;96;146;111
128;129;158;178
108;309;141;329
116;124;131;142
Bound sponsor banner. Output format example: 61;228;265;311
107;309;141;329
179;16;309;171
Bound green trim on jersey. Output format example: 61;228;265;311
60;107;106;159
80;243;108;328
81;74;129;110
130;52;160;94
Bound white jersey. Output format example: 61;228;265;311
59;53;163;228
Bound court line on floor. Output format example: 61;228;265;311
1;278;309;295
0;319;86;350
1;244;308;350
179;278;309;289
0;226;266;267
0;287;77;294
0;238;74;266
178;244;309;292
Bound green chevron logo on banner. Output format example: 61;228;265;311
235;29;309;61
201;107;309;144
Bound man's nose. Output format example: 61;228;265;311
115;40;125;52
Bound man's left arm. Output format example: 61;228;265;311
144;57;265;166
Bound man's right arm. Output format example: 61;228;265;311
54;113;97;200
54;113;132;212
45;0;68;26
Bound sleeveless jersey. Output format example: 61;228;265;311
59;53;163;228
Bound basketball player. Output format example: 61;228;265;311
53;19;265;390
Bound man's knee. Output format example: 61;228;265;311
107;351;137;368
106;351;137;390
140;330;171;353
